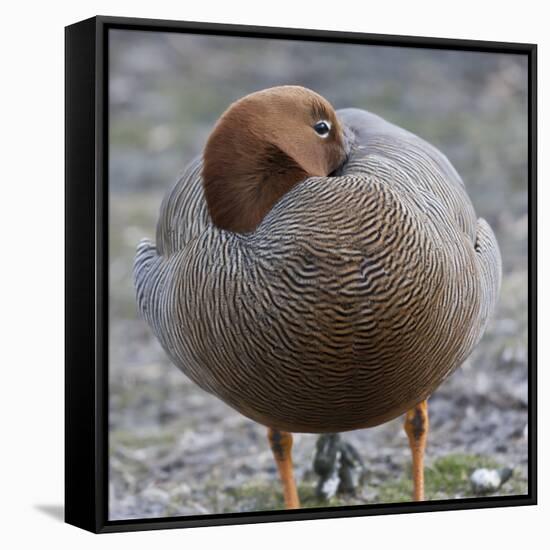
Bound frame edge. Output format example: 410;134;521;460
65;16;100;533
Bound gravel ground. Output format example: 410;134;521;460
108;30;529;520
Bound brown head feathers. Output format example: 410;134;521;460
202;86;349;233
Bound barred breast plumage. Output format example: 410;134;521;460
134;106;501;434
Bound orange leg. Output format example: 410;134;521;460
404;399;429;501
267;428;300;509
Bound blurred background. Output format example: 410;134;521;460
108;29;529;520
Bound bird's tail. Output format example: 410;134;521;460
474;218;503;332
133;238;162;323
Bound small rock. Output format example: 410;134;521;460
140;485;170;505
338;441;365;494
313;434;365;499
317;466;341;500
470;467;514;494
314;434;342;499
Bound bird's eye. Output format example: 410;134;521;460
313;120;331;138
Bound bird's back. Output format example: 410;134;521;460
134;109;501;433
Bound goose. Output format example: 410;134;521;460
134;85;501;509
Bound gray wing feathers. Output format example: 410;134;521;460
337;108;477;242
474;218;502;337
155;156;210;256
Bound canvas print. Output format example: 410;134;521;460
108;29;529;520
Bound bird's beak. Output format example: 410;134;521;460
329;122;355;177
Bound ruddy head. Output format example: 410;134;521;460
202;86;350;233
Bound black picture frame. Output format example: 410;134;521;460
65;15;537;534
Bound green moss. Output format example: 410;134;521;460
223;481;353;513
377;454;510;503
219;453;527;513
225;482;284;512
110;428;177;450
297;483;351;509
